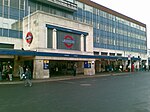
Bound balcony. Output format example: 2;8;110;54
35;0;77;12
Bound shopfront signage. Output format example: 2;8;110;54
63;35;75;48
84;61;91;68
43;60;49;69
26;32;33;45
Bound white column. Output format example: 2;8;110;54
80;34;84;51
53;29;57;49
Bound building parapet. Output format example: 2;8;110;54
34;0;77;12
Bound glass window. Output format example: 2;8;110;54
29;1;36;13
0;5;2;17
42;5;49;13
101;52;108;56
0;0;2;5
76;1;83;9
4;0;9;6
103;12;107;18
67;0;73;2
112;15;115;21
3;28;8;36
4;6;8;18
10;0;19;8
10;8;19;19
97;9;99;15
84;4;93;12
37;3;42;10
96;37;100;43
20;0;25;10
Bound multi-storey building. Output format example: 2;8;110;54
0;0;147;79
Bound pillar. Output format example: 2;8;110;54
53;29;57;49
33;59;49;79
80;34;84;52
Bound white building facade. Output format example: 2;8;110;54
0;0;147;79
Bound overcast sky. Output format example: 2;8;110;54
91;0;150;48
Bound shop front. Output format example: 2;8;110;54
94;55;128;73
0;49;35;80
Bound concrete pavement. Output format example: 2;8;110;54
0;72;130;85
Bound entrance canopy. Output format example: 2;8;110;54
0;49;140;60
0;49;36;56
35;51;128;60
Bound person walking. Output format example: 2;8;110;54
24;68;32;87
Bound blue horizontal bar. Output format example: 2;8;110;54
0;49;136;60
35;52;128;60
46;24;88;36
0;49;35;56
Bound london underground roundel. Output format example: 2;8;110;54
63;35;75;48
26;32;33;45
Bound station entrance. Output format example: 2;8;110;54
49;60;78;77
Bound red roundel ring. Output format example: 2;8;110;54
26;32;33;44
64;35;74;48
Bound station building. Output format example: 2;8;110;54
0;0;147;79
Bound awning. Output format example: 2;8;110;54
35;51;128;60
0;49;130;60
0;49;35;56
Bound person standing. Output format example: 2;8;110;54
0;63;2;81
131;63;134;72
24;68;32;87
5;65;12;81
8;65;13;81
73;63;77;76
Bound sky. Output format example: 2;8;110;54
91;0;150;48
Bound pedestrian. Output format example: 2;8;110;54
144;65;147;71
119;65;122;72
4;65;12;81
18;65;24;80
24;68;32;87
0;63;2;81
131;64;134;72
8;65;13;81
73;64;77;76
